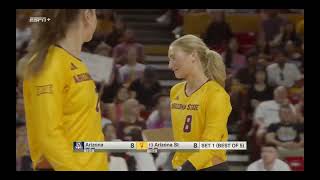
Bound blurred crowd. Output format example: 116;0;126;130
16;9;304;171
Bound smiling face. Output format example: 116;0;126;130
168;46;195;79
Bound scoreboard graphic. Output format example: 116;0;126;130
73;141;247;153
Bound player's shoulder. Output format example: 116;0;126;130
206;80;224;90
169;81;185;99
205;80;229;96
46;45;72;68
170;81;186;93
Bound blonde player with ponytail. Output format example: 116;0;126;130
168;35;232;171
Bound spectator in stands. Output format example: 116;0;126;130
83;10;115;52
94;10;115;40
16;96;25;124
120;108;158;172
299;42;304;74
227;77;247;128
266;48;302;88
287;81;304;105
102;119;138;171
16;12;32;59
248;37;272;68
151;93;170;110
248;69;274;114
102;121;118;141
107;85;130;124
155;152;174;171
260;10;286;43
265;104;304;150
296;19;304;41
127;150;157;171
156;10;172;25
116;96;157;171
270;21;301;48
105;17;127;48
202;11;233;50
295;87;304;124
94;42;112;57
284;40;303;68
16;77;23;99
222;37;247;76
282;22;301;46
100;65;122;103
146;96;171;129
16;76;19;96
118;46;146;85
112;29;145;65
129;66;162;111
247;143;291;171
116;98;146;141
16;96;32;171
100;102;112;123
251;86;296;144
146;93;174;171
108;151;129;171
156;10;184;38
16;123;32;171
236;52;259;86
102;123;129;171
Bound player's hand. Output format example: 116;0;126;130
180;160;196;171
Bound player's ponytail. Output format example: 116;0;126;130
22;9;83;77
170;34;226;88
203;49;226;87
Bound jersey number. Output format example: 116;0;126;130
183;115;192;132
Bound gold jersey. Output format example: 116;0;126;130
23;45;108;171
170;80;232;170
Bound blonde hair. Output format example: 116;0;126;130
122;98;139;122
170;34;226;87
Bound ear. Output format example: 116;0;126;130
83;9;95;25
190;51;197;63
83;9;91;23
